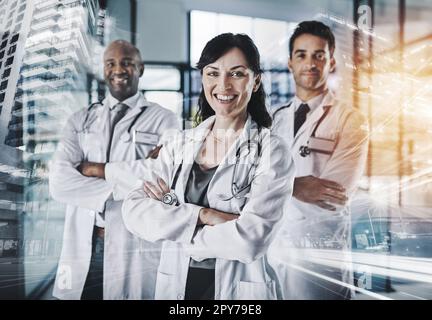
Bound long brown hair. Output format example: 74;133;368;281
195;33;272;128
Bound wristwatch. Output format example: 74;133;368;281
162;190;178;206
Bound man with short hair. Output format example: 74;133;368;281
269;21;369;299
49;40;179;299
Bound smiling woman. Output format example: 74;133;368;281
195;33;272;129
201;47;257;121
121;33;296;300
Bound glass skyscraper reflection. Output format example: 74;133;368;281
0;0;104;298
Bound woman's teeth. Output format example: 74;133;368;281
216;94;235;102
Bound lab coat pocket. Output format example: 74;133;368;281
312;152;331;176
155;271;176;299
80;132;105;162
133;131;159;160
235;280;276;300
134;143;154;160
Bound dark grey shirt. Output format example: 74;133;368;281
185;161;218;269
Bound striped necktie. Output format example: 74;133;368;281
111;102;129;129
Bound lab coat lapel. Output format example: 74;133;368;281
207;115;255;196
293;91;335;147
284;102;295;149
293;106;325;146
217;114;254;170
98;98;111;162
175;117;214;203
175;115;255;203
118;95;149;125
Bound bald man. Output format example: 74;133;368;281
49;40;180;299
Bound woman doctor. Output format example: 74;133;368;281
122;33;295;300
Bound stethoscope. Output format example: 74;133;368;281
83;101;148;162
169;129;262;201
274;101;334;158
119;106;148;142
225;137;262;200
82;101;148;142
298;106;332;157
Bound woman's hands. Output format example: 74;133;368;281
143;176;170;200
198;208;238;226
143;176;238;227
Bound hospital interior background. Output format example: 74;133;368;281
0;0;431;299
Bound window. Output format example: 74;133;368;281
0;92;5;102
139;64;183;117
2;68;11;78
139;65;181;91
16;13;23;23
189;10;296;109
19;3;26;13
0;40;7;50
13;23;21;34
0;50;4;59
5;56;13;66
11;34;19;43
190;10;294;68
2;31;9;39
144;91;183;117
7;44;16;55
0;80;7;90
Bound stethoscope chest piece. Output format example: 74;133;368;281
299;145;311;157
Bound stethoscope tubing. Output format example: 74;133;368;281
82;101;148;142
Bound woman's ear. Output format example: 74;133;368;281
253;74;261;92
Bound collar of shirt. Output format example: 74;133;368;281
107;91;142;110
293;92;325;113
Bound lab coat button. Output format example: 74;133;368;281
177;294;184;300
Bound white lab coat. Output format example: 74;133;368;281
122;115;295;300
49;93;179;300
268;90;369;299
